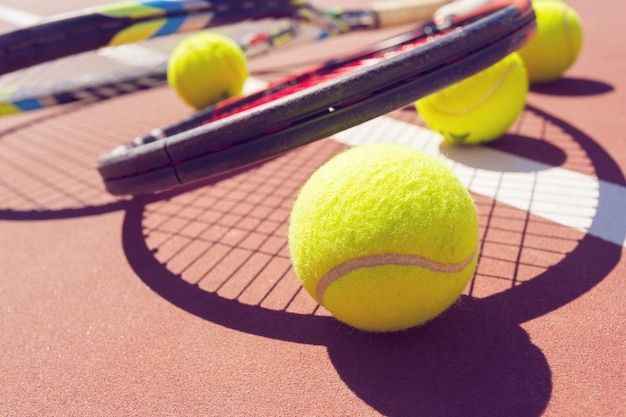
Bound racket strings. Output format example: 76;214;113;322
142;137;345;314
0;19;302;116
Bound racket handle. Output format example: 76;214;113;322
371;0;450;27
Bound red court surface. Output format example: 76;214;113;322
0;1;624;416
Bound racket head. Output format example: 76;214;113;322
98;0;537;195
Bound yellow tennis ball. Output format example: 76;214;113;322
288;144;479;332
167;31;249;109
415;52;528;145
518;1;583;83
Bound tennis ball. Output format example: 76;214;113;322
518;1;583;83
288;144;479;332
167;31;248;109
415;52;528;145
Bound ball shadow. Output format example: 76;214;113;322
441;134;567;172
328;230;622;417
530;77;614;96
327;304;551;417
486;133;568;167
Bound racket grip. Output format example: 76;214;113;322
372;0;450;27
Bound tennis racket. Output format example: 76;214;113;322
97;0;537;195
0;0;448;116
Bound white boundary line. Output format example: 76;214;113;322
332;116;626;248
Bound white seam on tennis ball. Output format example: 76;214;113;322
316;251;475;303
426;63;521;115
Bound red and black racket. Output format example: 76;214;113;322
97;0;536;195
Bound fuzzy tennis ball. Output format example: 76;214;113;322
415;52;528;145
518;1;583;83
288;143;479;332
167;31;249;109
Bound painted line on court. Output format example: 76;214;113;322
332;116;626;248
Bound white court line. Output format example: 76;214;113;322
332;116;626;248
0;5;40;27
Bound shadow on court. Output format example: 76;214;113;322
119;106;624;417
530;77;614;96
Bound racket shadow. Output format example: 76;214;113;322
122;151;341;345
0;87;190;220
0;102;129;219
119;106;624;416
120;149;554;416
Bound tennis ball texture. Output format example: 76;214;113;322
168;31;248;109
518;1;583;83
288;144;479;332
416;52;528;145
